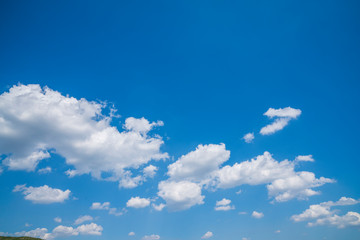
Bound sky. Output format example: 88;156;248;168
0;0;360;240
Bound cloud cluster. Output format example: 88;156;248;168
13;223;103;239
157;145;333;211
260;107;301;135
214;198;235;211
0;84;167;188
13;185;71;204
90;202;124;216
291;197;360;228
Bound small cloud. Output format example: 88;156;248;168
25;223;32;227
54;217;62;223
128;231;135;236
236;189;242;195
152;203;166;211
127;197;150;208
238;211;247;215
295;155;314;163
243;133;255;143
260;107;301;135
13;184;71;204
252;211;264;219
201;231;213;239
142;234;160;240
275;230;281;233
74;215;93;225
38;167;52;174
214;198;235;211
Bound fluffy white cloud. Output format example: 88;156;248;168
124;117;163;134
142;234;160;240
54;217;62;223
292;197;360;228
295;155;314;162
216;152;333;202
38;167;52;174
167;144;230;184
252;211;264;219
214;198;235;211
13;185;70;204
152;203;166;211
143;165;158;178
13;223;102;239
74;215;93;225
267;172;334;202
126;197;150;208
0;84;167;186
158;180;204;211
260;107;301;135
128;231;135;236
201;231;213;239
90;202;124;216
243;133;254;143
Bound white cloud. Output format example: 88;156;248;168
15;228;50;239
13;185;70;204
124;117;163;135
74;215;93;225
167;144;230;184
126;197;150;208
264;107;302;118
90;202;110;210
275;230;281;233
76;223;103;235
201;231;213;239
214;198;235;211
260;107;301;135
252;211;264;219
152;203;166;211
158;180;204;211
38;167;52;174
128;231;135;236
243;133;254;143
216;152;333;202
295;155;314;162
54;217;62;223
292;197;360;228
142;234;160;240
267;172;335;202
90;202;124;216
143;165;158;178
0;84;168;187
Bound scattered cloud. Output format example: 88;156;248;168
158;180;204;211
54;217;62;223
295;155;314;163
128;231;135;236
126;197;151;208
143;165;158;178
252;211;264;219
201;231;213;239
291;197;360;228
167;143;230;184
0;84;168;187
13;185;70;204
214;198;235;211
74;215;93;225
13;223;102;239
38;167;52;174
90;202;124;216
275;230;281;233
142;234;160;240
260;107;301;135
152;203;166;211
243;133;255;143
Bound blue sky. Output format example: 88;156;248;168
0;0;360;240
